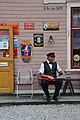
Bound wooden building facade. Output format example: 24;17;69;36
0;0;80;93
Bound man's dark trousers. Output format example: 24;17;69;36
41;79;62;98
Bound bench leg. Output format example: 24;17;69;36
62;81;74;95
62;81;68;95
68;81;74;95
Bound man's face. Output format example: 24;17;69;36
47;56;55;61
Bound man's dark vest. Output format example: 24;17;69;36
43;61;57;77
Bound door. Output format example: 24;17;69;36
0;26;14;93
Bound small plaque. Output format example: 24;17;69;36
0;62;8;66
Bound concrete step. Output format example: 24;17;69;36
0;93;80;106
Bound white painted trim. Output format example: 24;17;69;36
14;89;80;94
14;89;54;94
67;2;80;71
44;0;66;4
65;69;80;72
44;0;80;4
67;3;71;70
44;0;48;4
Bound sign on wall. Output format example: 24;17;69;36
24;23;34;30
0;23;19;35
20;40;32;62
33;34;44;47
14;36;18;48
43;23;59;30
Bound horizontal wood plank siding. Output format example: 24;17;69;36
1;0;79;90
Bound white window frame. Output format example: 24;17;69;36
44;0;79;4
44;0;65;4
67;2;80;72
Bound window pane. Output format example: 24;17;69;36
73;30;80;66
73;9;80;26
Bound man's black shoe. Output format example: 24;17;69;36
46;97;50;102
53;96;58;102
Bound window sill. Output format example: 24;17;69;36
65;69;80;73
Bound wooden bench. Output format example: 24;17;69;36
37;77;80;96
34;72;80;96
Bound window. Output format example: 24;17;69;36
71;8;80;68
67;3;80;71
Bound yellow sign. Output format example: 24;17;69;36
43;23;59;30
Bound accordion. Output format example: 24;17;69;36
38;77;56;82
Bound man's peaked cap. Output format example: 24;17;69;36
46;52;55;57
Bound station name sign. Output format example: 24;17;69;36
43;6;64;11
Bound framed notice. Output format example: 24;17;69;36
0;41;8;49
33;34;44;47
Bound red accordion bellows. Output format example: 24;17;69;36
38;77;56;82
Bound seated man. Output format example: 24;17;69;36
39;52;63;102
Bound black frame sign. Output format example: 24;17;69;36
43;23;59;30
33;34;44;47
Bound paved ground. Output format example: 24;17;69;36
0;93;80;120
0;93;80;106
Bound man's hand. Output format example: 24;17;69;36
40;73;55;80
47;75;54;80
58;70;64;76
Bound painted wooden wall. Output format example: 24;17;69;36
0;0;72;90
